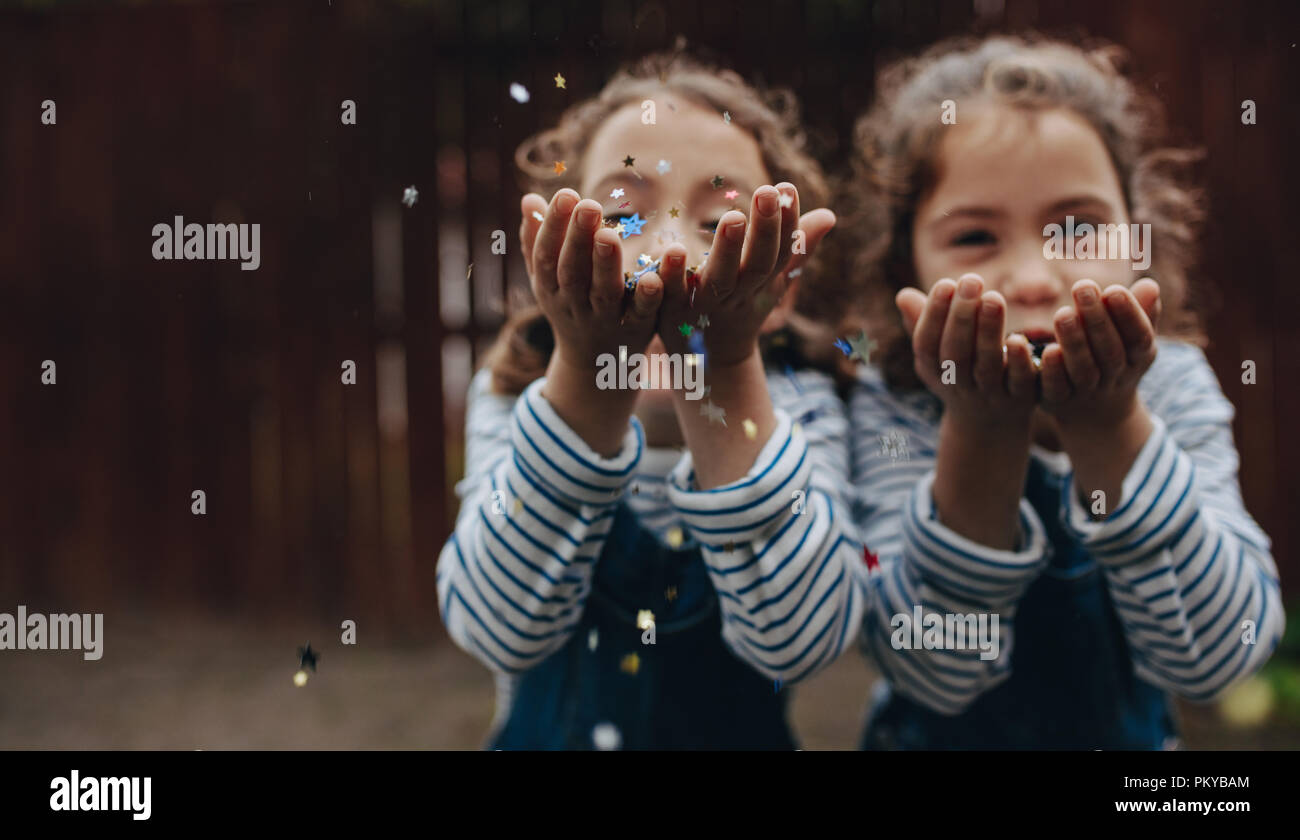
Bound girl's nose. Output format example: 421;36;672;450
999;251;1065;308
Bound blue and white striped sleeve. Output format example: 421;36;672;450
1059;340;1283;701
436;371;643;674
850;372;1050;715
664;368;866;685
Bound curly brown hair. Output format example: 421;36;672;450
842;34;1208;392
486;45;848;395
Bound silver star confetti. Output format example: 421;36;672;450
778;192;794;208
656;159;671;175
591;722;622;751
696;314;710;329
611;188;625;199
509;82;530;103
846;330;876;363
700;400;727;427
879;429;910;461
401;186;419;208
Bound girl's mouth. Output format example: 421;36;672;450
1019;328;1055;358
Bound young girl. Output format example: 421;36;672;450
844;35;1284;749
435;50;857;749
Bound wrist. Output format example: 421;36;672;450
1056;396;1151;455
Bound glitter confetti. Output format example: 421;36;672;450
723;110;732;124
401;186;419;208
656;159;671;175
665;586;678;602
611;188;625;199
637;609;655;631
724;189;739;200
618;213;646;238
700;400;727;426
743;419;757;440
554;73;566;89
624;273;637;293
711;175;724;189
588;628;599;651
592;722;622;750
787;267;804;279
666;526;684;549
509;82;530;103
623;155;636;167
774;679;783;693
620;652;641;675
532;210;545;222
678;322;693;337
553;160;566;175
696;314;710;328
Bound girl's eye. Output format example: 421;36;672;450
952;229;995;247
701;219;721;236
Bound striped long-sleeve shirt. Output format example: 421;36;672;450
848;337;1284;713
435;365;869;691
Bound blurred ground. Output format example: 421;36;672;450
0;611;1293;750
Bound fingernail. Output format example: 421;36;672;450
958;277;980;299
981;299;999;317
756;189;778;217
726;220;746;241
1105;288;1126;304
1076;286;1097;304
595;239;612;257
1059;313;1076;327
577;207;601;229
555;192;576;215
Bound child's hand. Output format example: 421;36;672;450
897;274;1037;428
518;188;664;456
655;183;836;368
519;188;664;370
1040;278;1161;430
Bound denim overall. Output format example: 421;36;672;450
861;457;1180;750
490;503;797;750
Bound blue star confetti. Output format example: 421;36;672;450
618;213;646;238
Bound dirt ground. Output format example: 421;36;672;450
0;611;1290;750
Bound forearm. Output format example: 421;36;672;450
932;412;1032;550
671;347;776;489
1057;398;1153;519
541;344;639;457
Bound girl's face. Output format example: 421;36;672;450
576;96;779;442
911;105;1137;344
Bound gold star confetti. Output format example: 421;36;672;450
620;652;640;675
665;586;678;602
666;526;685;549
554;160;566;175
793;422;803;437
293;669;309;687
668;207;680;218
637;609;655;631
512;497;523;515
743;419;758;440
724;541;736;553
554;72;566;89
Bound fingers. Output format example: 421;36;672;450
703;209;748;299
939;274;984;387
776;206;835;294
972;291;1006;391
912;279;956;377
737;186;783;291
532;189;579;296
626;269;663;326
1054;304;1100;391
1005;334;1036;400
655;243;689;314
519;193;547;279
588;228;625;319
557;198;603;300
896;288;926;337
1071;280;1125;384
1102;283;1157;368
764;182;795;278
1040;344;1071;407
1131;278;1161;330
